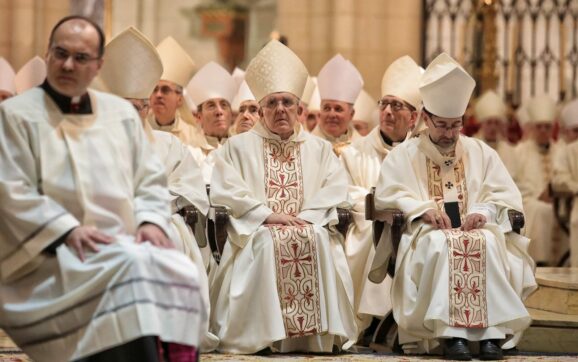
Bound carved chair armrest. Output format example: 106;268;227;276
177;205;199;230
507;209;524;234
336;208;352;238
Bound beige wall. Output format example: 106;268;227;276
0;0;69;70
277;0;422;100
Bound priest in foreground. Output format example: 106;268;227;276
0;16;205;361
209;40;358;354
372;53;536;360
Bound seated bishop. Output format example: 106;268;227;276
371;53;536;361
209;40;358;354
95;26;219;352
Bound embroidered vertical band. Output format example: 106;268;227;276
270;225;322;338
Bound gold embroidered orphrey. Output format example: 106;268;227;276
263;139;322;338
426;157;488;328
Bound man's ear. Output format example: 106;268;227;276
258;107;264;118
410;110;418;128
176;94;183;107
297;104;304;116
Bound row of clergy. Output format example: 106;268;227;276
2;29;576;270
0;16;576;360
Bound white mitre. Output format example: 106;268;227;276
381;55;422;108
474;90;507;122
245;40;309;101
186;61;237;106
0;57;16;95
231;80;256;112
15;56;46;94
354;89;377;124
560;99;578;128
96;27;163;99
420;52;476;118
526;95;556;124
317;54;363;104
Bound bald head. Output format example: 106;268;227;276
49;16;105;57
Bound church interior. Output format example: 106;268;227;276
1;0;578;360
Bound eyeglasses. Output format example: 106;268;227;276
50;46;101;65
430;120;463;132
260;96;298;110
239;104;259;114
378;99;410;112
152;85;181;95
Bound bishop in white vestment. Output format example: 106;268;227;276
209;40;357;354
340;55;422;334
372;53;536;360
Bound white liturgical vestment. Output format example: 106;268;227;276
372;133;536;352
340;126;395;332
0;89;205;361
209;121;357;353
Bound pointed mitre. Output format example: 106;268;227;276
186;61;237;106
0;57;16;95
420;52;475;118
354;89;377;124
317;54;363;104
301;76;316;105
526;95;556;124
231;80;256;112
232;67;245;90
516;104;529;126
245;40;309;101
474;90;507;122
381;55;422;108
308;84;321;112
15;56;46;94
156;36;195;87
560;99;578;128
97;27;163;99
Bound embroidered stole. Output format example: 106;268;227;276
424;146;488;328
263;139;322;337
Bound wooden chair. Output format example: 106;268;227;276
552;188;575;266
365;186;525;278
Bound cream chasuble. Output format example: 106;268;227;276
209;121;357;353
0;89;206;361
371;133;536;352
148;110;202;148
473;132;516;174
311;124;361;157
552;140;578;266
151;130;219;351
513;140;563;264
189;132;227;184
340;126;395;333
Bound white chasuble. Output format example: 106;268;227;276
0;89;206;362
311;124;362;157
340;126;394;333
371;133;536;352
151;130;219;351
209;122;357;354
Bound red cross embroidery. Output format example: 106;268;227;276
280;242;312;278
452;239;481;272
269;173;298;198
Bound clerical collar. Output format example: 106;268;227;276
41;80;92;114
379;130;393;146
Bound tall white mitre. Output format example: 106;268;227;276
245;40;309;101
317;54;363;104
15;56;46;94
381;55;423;109
420;52;476;117
301;76;316;105
0;57;16;95
96;27;163;99
354;89;377;125
526;95;556;124
232;67;245;91
186;61;237;106
156;36;196;122
474;90;507;122
231;80;256;111
560;99;578;128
